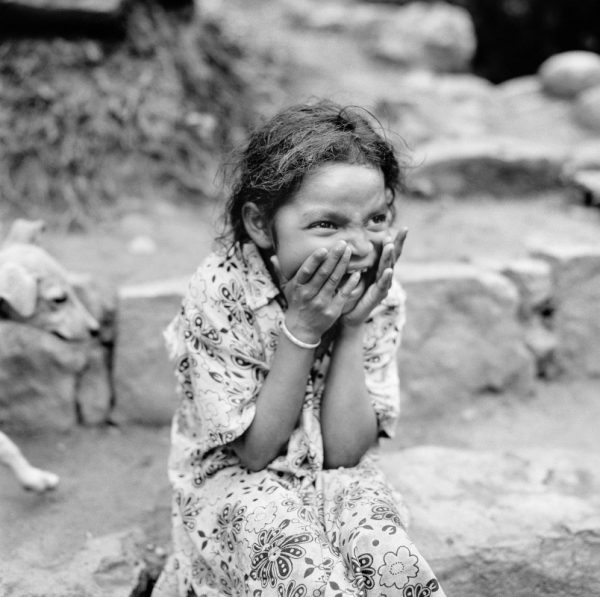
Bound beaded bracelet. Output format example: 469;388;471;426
279;320;320;349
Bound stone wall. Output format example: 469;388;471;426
3;243;598;431
110;244;600;427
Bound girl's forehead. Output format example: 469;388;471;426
292;163;386;208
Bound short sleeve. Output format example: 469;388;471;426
165;260;269;455
363;278;406;438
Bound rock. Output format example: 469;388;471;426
498;258;553;318
396;263;535;417
530;244;600;377
0;322;98;432
407;137;567;197
563;140;600;176
369;1;476;73
574;84;600;132
567;170;600;208
76;343;114;425
0;527;157;597
112;277;187;425
376;72;497;146
128;234;158;255
539;51;600;98
378;446;600;597
492;76;590;146
474;258;559;378
524;321;559;380
285;0;388;34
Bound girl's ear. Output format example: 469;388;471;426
241;203;273;249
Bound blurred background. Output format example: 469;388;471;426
1;1;600;596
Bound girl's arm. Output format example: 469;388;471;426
320;323;378;469
232;242;360;471
321;231;407;468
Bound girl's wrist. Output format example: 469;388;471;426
279;320;320;349
338;320;365;341
282;316;322;347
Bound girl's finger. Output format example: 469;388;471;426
393;228;408;262
270;255;286;287
333;270;361;305
321;245;352;295
376;242;395;281
307;242;349;291
377;267;394;292
294;247;329;284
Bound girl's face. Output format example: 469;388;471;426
248;163;393;292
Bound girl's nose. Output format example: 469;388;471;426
345;228;372;258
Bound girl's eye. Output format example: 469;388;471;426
311;221;337;229
370;213;388;225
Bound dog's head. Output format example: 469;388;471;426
0;220;100;341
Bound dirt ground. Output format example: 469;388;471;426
2;0;600;591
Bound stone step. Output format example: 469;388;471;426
2;441;598;596
378;446;600;597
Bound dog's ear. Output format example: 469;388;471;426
0;262;38;318
2;219;46;247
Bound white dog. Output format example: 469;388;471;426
0;219;99;492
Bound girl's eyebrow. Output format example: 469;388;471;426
302;208;345;222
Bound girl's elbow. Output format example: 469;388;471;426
240;454;269;472
323;451;362;470
232;439;275;472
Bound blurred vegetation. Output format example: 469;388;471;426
0;1;254;229
365;0;600;82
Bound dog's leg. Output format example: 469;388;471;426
0;431;59;492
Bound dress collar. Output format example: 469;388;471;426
236;242;283;311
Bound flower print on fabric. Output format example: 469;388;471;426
403;579;441;597
348;552;376;592
245;501;277;534
328;481;367;526
175;490;203;531
277;579;309;597
216;501;247;552
378;546;419;589
191;556;217;589
216;560;249;597
371;496;407;534
217;280;255;327
250;520;312;588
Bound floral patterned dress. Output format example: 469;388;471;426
152;242;445;597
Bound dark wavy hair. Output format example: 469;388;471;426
221;100;406;246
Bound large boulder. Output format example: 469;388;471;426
396;263;535;417
112;277;187;425
574;85;600;132
377;72;497;146
539;51;600;98
562;140;600;176
369;1;476;73
0;528;152;597
493;76;592;146
530;244;600;377
379;446;600;597
407;137;567;197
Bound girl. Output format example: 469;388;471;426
152;101;446;597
